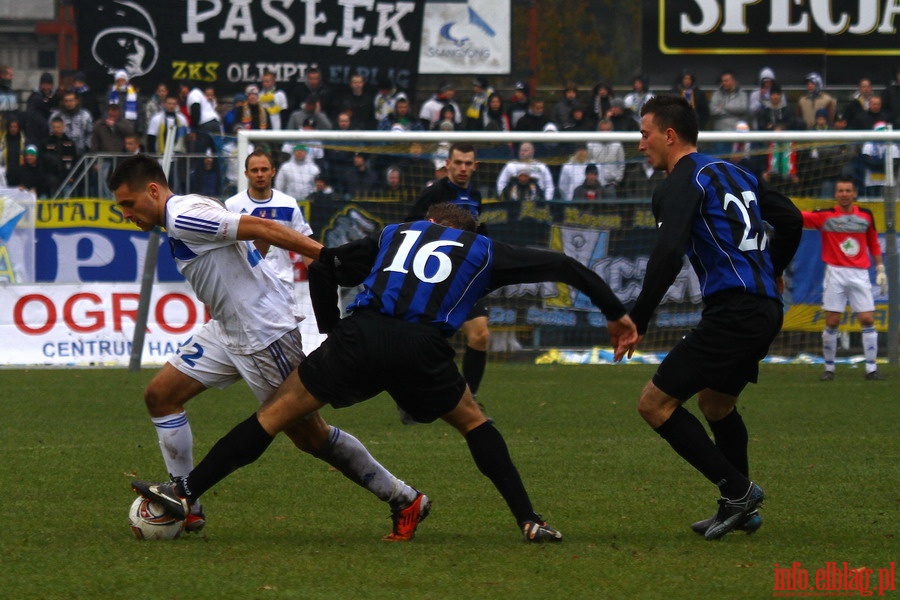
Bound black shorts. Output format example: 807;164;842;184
298;310;467;423
652;292;783;400
466;298;489;321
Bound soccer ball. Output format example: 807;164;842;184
128;496;185;540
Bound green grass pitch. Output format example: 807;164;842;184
0;364;896;599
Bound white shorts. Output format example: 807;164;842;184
168;323;305;402
822;265;875;314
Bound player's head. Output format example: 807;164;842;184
834;175;857;208
109;154;169;231
639;95;699;170
425;202;478;233
446;143;477;188
245;149;276;194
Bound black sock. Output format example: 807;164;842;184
181;414;275;501
707;408;749;477
465;421;538;525
462;347;487;396
654;406;749;499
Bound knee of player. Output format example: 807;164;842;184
143;383;181;416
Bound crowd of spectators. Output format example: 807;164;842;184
1;63;898;201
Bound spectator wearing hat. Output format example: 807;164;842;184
748;67;777;117
108;69;142;133
506;80;530;128
573;164;604;201
223;93;246;134
419;81;460;130
279;117;325;167
239;84;270;130
464;76;494;130
71;71;100;120
23;72;59;143
377;94;422;132
286;93;332;131
8;144;52;197
275;144;320;202
850;94;891;131
606;97;638;132
797;72;836;129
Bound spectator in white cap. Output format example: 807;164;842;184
108;69;142;133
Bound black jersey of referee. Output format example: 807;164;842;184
309;220;626;336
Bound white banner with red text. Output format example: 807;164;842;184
0;282;208;366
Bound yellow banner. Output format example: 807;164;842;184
783;304;889;332
35;198;135;230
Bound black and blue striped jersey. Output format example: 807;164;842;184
310;220;627;336
630;152;802;335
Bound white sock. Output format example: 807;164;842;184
862;327;878;373
150;411;194;479
822;327;838;371
314;427;417;510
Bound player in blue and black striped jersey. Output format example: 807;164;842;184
405;142;491;415
133;202;637;543
623;95;803;540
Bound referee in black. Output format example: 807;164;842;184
406;143;491;413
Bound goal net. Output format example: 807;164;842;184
234;128;898;364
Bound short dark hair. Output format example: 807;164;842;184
244;148;274;170
448;142;476;158
108;154;167;192
424;202;478;233
835;175;856;189
640;94;699;146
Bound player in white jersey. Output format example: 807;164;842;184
110;154;430;541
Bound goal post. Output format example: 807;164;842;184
236;128;899;364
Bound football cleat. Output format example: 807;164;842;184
383;492;431;541
691;510;761;536
819;370;835;381
184;505;206;533
704;482;765;541
132;480;189;520
522;519;563;543
865;370;885;380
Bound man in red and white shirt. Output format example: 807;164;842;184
801;176;886;380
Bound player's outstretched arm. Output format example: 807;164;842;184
236;215;323;261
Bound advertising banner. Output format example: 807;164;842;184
418;0;510;75
642;0;900;86
0;282;207;366
73;1;425;94
0;188;36;284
